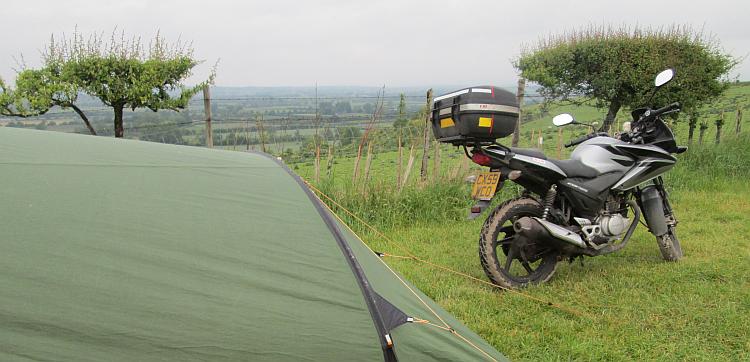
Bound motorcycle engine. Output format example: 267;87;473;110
598;214;630;237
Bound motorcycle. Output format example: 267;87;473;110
467;69;687;288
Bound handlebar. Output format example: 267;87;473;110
562;102;681;149
644;102;681;120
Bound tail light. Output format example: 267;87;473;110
471;152;492;166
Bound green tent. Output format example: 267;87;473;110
0;127;506;361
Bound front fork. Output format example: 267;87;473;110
637;176;678;236
653;176;678;227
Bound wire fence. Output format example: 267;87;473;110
0;87;560;166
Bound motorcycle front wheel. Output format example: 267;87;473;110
656;226;683;261
479;197;560;289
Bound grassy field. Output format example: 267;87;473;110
292;87;750;360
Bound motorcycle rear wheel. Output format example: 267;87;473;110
479;197;560;289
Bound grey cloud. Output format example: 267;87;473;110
0;0;747;87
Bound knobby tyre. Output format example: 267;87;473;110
656;226;682;261
479;197;560;289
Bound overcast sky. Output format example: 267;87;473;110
1;0;748;87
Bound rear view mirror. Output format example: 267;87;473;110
552;113;574;127
654;69;674;87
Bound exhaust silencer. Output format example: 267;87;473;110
514;217;586;248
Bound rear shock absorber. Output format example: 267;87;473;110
542;185;557;220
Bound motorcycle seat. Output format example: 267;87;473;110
549;159;599;178
510;147;547;160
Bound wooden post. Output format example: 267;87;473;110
511;78;525;147
715;111;724;144
256;115;267;153
420;89;434;182
363;142;374;187
401;145;415;192
699;121;708;145
449;155;461;180
202;85;213;148
352;143;363;184
396;133;403;188
432;141;441;183
326;144;334;178
458;154;469;178
529;129;535;145
736;107;743;134
245;118;250;151
615;118;620;135
314;145;321;183
557;127;563;159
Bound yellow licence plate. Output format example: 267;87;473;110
471;172;501;200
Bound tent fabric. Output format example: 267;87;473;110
0;127;506;361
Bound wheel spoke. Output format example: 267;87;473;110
521;262;534;275
518;248;534;275
504;247;516;271
498;236;514;245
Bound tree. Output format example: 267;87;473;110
515;25;737;131
0;30;214;138
334;100;352;114
393;93;408;128
0;65;98;134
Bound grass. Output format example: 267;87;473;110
356;186;750;361
293;115;750;360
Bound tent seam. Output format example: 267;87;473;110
254;152;398;362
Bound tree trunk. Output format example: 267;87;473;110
600;100;621;132
69;104;97;136
114;105;124;138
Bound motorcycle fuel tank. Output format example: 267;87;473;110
569;137;635;175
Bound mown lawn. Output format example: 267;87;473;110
352;185;749;360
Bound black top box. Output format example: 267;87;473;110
430;86;519;145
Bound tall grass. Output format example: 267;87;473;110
666;132;750;190
316;132;749;231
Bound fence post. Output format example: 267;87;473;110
401;145;416;192
396;133;403;188
699;121;708;145
363;142;374;188
326;144;334;178
420;89;433;182
202;85;213;148
736;107;743;134
512;78;525;147
314;145;321;183
432;141;441;183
